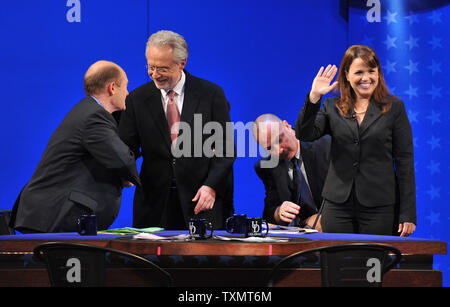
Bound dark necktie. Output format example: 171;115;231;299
166;90;180;145
291;157;314;210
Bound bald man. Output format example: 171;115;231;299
10;61;141;233
253;114;330;230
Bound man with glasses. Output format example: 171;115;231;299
119;30;235;230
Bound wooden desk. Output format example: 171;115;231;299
0;231;446;287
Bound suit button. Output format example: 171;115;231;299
353;162;359;167
354;138;359;144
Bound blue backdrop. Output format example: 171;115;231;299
1;0;448;285
347;0;450;286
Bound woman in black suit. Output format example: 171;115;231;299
295;45;416;236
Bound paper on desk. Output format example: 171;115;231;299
213;235;289;243
133;233;190;241
269;228;318;235
268;224;318;235
299;228;318;233
98;227;164;235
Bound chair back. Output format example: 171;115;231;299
0;210;15;235
34;242;173;287
267;243;402;287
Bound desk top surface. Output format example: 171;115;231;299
0;230;446;256
0;230;444;242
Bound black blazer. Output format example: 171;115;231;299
11;97;141;232
255;136;330;226
118;71;235;229
295;95;416;224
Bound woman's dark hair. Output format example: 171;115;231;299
336;44;394;116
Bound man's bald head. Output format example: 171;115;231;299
252;113;283;147
84;60;124;96
253;113;298;161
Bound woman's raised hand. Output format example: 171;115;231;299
310;64;339;103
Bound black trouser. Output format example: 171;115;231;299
321;187;395;235
160;185;187;230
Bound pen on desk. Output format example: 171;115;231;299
268;223;280;230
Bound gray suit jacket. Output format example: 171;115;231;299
11;97;141;232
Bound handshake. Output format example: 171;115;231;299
121;180;134;188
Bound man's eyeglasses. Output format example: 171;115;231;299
146;64;171;73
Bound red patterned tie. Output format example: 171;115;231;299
166;90;180;145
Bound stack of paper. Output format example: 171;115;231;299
98;227;164;235
268;224;318;235
133;233;190;241
213;235;289;243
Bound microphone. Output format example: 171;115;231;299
312;199;325;229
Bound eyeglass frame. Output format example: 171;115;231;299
146;64;174;74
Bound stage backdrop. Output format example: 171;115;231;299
0;0;448;286
347;0;450;286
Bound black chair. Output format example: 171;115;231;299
267;243;402;287
33;242;174;287
0;210;15;235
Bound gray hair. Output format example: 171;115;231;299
146;30;188;64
